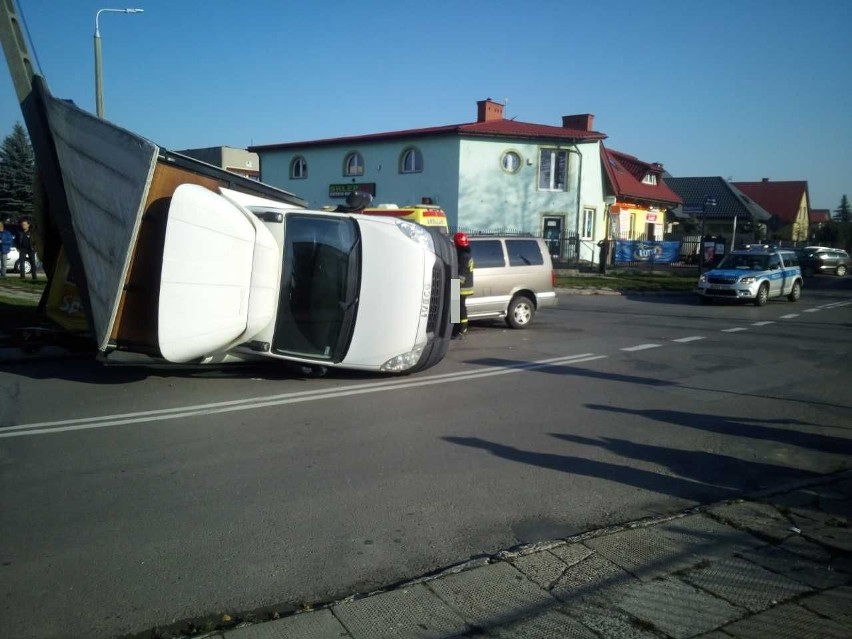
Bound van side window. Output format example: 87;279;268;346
469;240;505;268
506;240;544;266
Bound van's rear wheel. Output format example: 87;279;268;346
506;295;535;329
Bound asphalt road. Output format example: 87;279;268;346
2;277;851;639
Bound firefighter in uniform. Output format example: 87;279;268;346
453;232;474;339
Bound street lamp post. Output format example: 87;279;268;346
698;195;717;275
94;7;144;118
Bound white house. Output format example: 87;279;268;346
250;99;610;263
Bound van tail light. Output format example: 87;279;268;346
551;270;556;287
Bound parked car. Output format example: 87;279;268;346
2;246;40;275
799;247;849;277
696;244;802;306
466;235;557;328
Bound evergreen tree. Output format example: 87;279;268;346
0;122;34;220
834;194;851;224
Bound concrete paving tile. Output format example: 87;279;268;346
720;602;849;639
225;609;351;639
584;525;705;581
655;514;764;556
550;552;638;606
511;551;569;590
798;585;852;628
566;602;666;639
427;562;555;629
616;578;742;639
692;633;733;639
738;543;849;589
681;556;811;612
488;609;598;639
800;523;852;553
547;543;593;568
706;502;793;543
332;584;468;639
776;534;833;562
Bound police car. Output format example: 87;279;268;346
696;245;803;306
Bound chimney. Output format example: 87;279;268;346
476;98;504;123
762;177;769;182
562;114;594;131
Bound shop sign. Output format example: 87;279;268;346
329;182;376;198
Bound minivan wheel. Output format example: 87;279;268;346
506;295;535;329
754;283;769;307
787;280;802;302
836;265;847;277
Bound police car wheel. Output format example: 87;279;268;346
506;295;535;329
754;284;769;307
787;281;802;302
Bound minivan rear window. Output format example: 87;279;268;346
470;240;505;268
506;240;544;266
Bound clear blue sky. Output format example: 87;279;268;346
2;0;850;209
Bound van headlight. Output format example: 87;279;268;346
380;344;425;372
395;220;434;252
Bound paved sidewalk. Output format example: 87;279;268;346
205;473;851;639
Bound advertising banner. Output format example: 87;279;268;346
614;240;681;263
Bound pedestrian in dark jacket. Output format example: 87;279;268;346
0;221;13;277
453;232;474;339
17;218;37;280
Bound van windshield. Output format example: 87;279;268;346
273;214;360;361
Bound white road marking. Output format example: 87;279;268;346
1;353;607;439
672;336;705;343
752;321;774;326
721;328;748;333
621;344;662;352
803;308;821;313
780;314;799;319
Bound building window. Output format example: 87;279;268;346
642;173;657;185
344;152;364;176
290;156;307;179
581;207;595;239
538;148;568;191
399;147;423;174
501;151;521;174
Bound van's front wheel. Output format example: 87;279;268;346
506;295;535;329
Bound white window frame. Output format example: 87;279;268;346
501;150;521;174
290;156;307;179
399;147;423;174
642;173;657;185
581;207;595;240
344;151;364;177
538;148;568;191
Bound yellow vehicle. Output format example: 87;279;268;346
360;204;449;234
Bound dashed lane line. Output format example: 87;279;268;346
621;344;662;352
752;321;774;326
672;336;705;343
803;308;821;313
780;314;800;319
721;327;748;333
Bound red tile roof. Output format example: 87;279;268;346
731;180;809;226
249;118;606;151
810;209;830;223
601;146;681;206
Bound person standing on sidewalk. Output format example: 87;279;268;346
16;217;37;280
452;232;474;339
597;238;610;275
0;221;13;277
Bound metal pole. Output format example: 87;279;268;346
731;215;737;252
94;28;103;117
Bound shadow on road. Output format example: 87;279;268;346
584;404;852;457
442;436;735;502
465;357;676;388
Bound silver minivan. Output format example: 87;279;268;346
466;235;558;328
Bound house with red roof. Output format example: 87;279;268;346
731;179;811;243
249;99;611;264
600;147;681;241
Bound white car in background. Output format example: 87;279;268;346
2;246;39;275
